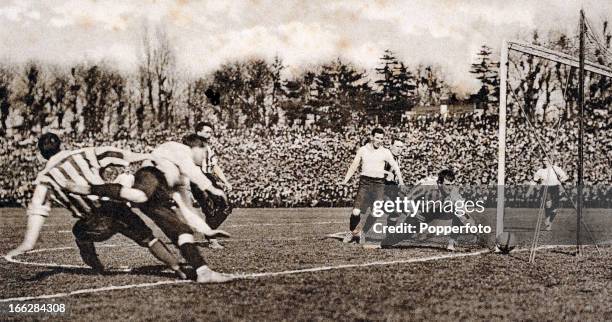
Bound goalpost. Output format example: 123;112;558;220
496;39;612;253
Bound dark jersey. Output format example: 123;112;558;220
384;160;400;184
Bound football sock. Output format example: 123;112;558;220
148;239;181;270
349;214;360;232
179;243;206;268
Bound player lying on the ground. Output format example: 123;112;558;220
64;135;233;283
192;122;233;249
379;169;475;251
6;133;186;279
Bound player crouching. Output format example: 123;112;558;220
64;136;234;283
7;133;186;279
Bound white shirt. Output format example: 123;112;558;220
534;166;569;186
358;144;394;178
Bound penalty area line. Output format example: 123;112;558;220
0;248;489;303
3;244;138;272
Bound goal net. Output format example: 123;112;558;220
496;38;612;252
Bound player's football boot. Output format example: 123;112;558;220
173;267;188;280
208;238;225;250
341;232;361;244
196;266;235;283
342;232;354;243
446;239;457;251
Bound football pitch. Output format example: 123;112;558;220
1;207;611;321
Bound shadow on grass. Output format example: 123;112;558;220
21;264;184;281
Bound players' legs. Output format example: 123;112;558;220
99;201;186;279
343;208;362;243
549;186;560;223
72;215;117;272
447;215;464;251
543;186;560;230
348;179;367;233
141;205;232;282
361;181;386;240
133;167;232;282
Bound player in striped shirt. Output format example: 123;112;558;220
193;122;232;249
7;133;185;278
63;135;234;283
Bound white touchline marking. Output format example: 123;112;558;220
0;247;490;302
226;221;344;227
3;244;137;272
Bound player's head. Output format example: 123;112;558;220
542;156;552;168
37;132;62;160
390;138;404;156
182;133;206;166
437;169;456;185
371;128;384;148
195;122;214;140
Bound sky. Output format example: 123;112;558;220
0;0;610;93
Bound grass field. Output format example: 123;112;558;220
1;207;611;321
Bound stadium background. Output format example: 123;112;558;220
0;27;611;209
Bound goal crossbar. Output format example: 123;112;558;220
508;41;612;78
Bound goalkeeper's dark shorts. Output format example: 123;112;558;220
131;166;195;244
190;173;232;230
72;201;154;247
541;185;561;209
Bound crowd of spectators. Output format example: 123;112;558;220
1;111;610;208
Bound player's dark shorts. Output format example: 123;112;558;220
353;176;386;213
132;166;195;244
190;173;231;230
72;201;154;247
541;185;561;209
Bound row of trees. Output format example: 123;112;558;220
1;22;611;136
0;26;458;136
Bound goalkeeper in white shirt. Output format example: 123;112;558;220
531;157;569;231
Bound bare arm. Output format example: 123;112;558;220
171;185;230;238
6;184;50;258
177;159;226;198
386;152;404;186
342;149;362;184
213;164;231;190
